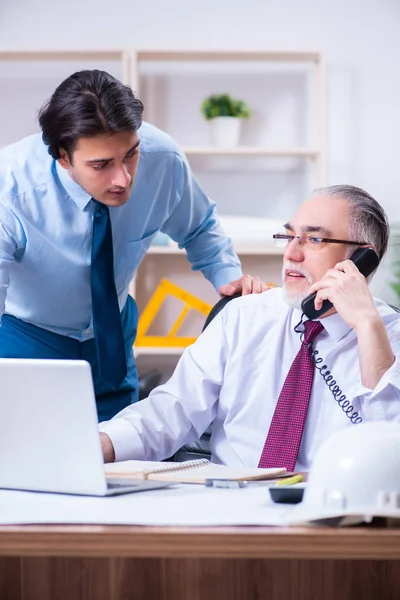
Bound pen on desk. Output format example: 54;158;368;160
205;479;246;489
274;474;304;487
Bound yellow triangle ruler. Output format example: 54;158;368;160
136;279;212;347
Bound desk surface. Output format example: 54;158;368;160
1;523;400;559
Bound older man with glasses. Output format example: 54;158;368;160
100;185;400;471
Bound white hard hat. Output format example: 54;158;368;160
290;421;400;524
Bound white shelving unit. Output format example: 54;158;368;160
182;147;319;158
146;244;284;256
130;49;325;184
0;50;130;83
129;50;324;374
0;49;323;376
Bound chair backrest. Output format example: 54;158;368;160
202;292;242;331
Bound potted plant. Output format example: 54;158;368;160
201;93;251;147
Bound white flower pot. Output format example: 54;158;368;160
209;116;242;147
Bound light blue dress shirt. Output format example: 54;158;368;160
0;122;241;341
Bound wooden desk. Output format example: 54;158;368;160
1;523;400;599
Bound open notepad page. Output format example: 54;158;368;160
105;459;286;484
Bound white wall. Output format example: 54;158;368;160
1;0;399;300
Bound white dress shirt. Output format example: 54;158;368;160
99;288;400;470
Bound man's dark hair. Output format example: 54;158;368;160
38;69;144;160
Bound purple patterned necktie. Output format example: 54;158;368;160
258;320;324;471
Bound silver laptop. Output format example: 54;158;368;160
0;358;172;496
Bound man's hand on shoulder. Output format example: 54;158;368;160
219;274;273;296
100;432;115;463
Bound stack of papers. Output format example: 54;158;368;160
0;485;294;526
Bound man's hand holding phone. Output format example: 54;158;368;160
305;258;379;329
301;247;380;322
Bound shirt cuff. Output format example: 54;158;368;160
211;266;243;291
99;417;145;462
355;357;400;397
353;357;400;420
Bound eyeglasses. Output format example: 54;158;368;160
272;233;366;250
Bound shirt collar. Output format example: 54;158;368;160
320;298;400;340
318;311;352;342
291;306;352;343
55;161;92;211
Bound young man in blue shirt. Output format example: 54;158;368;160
0;69;266;420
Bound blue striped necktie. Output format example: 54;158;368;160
91;199;127;389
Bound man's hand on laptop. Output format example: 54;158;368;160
100;432;115;463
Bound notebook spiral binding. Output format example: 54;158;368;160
142;458;210;476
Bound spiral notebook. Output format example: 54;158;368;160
105;459;286;484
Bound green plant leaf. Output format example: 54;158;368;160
201;93;251;120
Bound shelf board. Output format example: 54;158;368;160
182;147;319;158
0;50;126;61
136;50;321;63
0;50;321;63
146;245;284;256
135;346;186;356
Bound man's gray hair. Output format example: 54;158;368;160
311;185;390;260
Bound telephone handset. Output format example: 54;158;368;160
301;247;380;320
